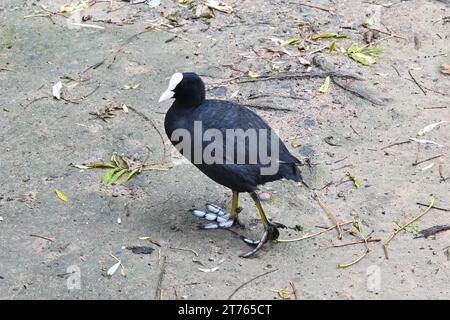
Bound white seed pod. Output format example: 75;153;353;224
202;223;219;230
219;220;234;229
216;214;231;223
206;203;222;214
191;209;206;218
205;213;218;221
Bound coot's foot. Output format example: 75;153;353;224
191;203;245;230
239;221;286;258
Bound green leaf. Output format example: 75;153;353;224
121;168;140;185
109;169;128;184
101;169;119;183
55;190;68;202
365;17;375;26
111;153;129;169
404;224;422;235
328;41;336;52
289;224;304;232
312;33;349;40
347;173;361;188
290;139;301;148
319;76;331;93
347;44;384;65
82;162;116;169
281;37;300;46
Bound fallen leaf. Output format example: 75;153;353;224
347;44;384;65
247;70;260;78
121;168;139;185
319;76;331;93
281;37;300;46
420;163;435;171
312;33;349;40
107;261;121;276
198;267;219;273
298;57;310;65
417;121;447;136
110;169;128;184
52;81;63;100
55;190;68;202
404;224;422;235
147;0;161;8
441;63;450;75
291;139;301;148
347;173;361;188
127;246;155;254
205;1;233;14
101;169;119;183
328;41;336;52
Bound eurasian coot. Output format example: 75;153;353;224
159;72;305;257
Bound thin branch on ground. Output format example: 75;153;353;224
313;191;343;240
383;197;436;259
228;269;278;300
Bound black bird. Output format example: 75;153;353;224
159;72;305;257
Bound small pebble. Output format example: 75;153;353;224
258;192;271;202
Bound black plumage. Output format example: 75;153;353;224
160;72;305;257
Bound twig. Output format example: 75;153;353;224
416;202;449;212
62;84;101;104
29;234;54;242
22;96;50;110
412;154;442;167
126;105;168;162
169;245;199;257
439;164;447;182
408;70;427;95
173;286;184;300
331;77;386;106
381;140;411;150
321;238;381;249
228;269;278;300
139;237;162;247
155;255;167;300
277;221;353;243
0;67;15;72
289;281;299;300
238;71;362;84
243;104;293;112
299;3;335;15
366;26;406;40
391;65;401;77
338;221;372;268
313;191;343;239
383;197;436;259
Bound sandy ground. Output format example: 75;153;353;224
0;0;449;300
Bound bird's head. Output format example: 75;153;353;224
158;72;206;107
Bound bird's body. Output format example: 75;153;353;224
165;99;302;192
159;72;305;257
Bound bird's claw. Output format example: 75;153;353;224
239;222;282;257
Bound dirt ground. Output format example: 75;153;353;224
0;0;449;300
